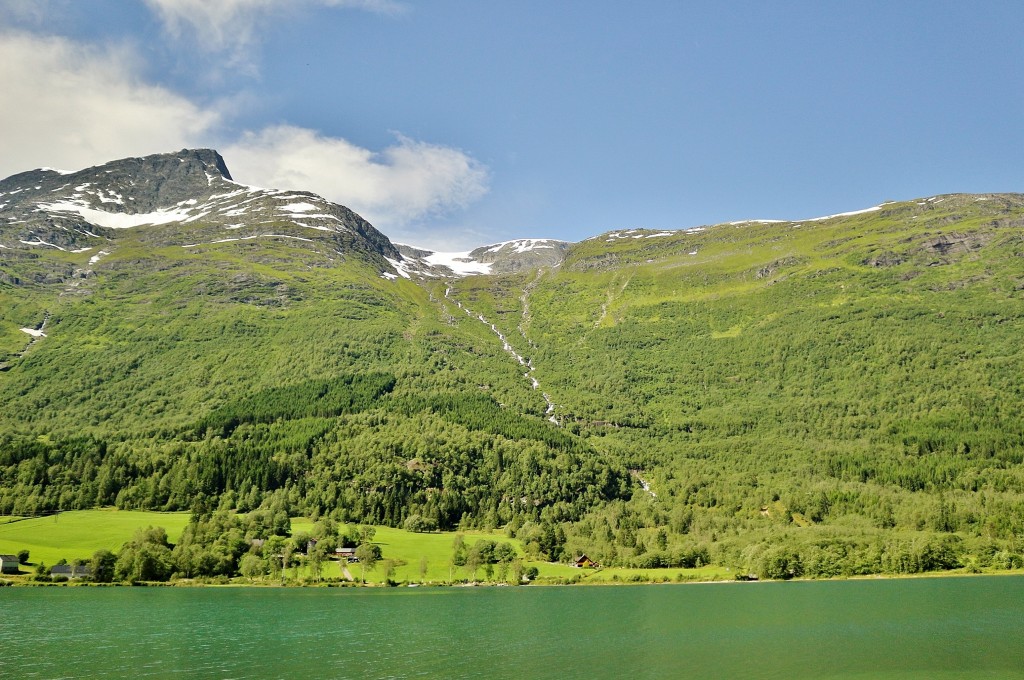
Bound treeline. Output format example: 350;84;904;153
195;372;396;437
736;533;1023;580
0;404;633;531
394;391;583;451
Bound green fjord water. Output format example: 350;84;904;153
2;577;1023;679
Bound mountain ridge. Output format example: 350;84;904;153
5;148;1021;280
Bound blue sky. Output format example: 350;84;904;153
2;1;1023;249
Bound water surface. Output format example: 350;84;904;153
2;576;1023;679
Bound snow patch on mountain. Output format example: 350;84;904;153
803;203;888;222
19;239;66;250
280;202;318;213
423;251;494;276
37;201;193;229
88;250;110;266
26;183;360;240
484;238;559;254
387;238;570;279
383;257;412;279
606;229;677;241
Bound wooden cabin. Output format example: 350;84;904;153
573;554;598;568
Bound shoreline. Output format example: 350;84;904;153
4;566;1022;589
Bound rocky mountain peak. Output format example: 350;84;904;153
0;149;399;264
83;148;234;211
0;148;234;212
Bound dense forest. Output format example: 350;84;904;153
3;190;1024;578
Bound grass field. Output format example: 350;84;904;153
291;519;531;583
0;509;191;570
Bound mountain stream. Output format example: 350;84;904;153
443;287;559;425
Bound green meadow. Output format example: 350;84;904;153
279;518;623;584
290;518;530;583
0;510;191;569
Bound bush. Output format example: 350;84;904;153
403;514;437;533
992;551;1023;570
90;550;117;583
758;547;803;581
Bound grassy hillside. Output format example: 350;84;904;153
0;226;629;535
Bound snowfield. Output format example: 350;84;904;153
422;251;494;276
36;201;193;229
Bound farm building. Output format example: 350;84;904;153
0;554;19;574
50;564;93;579
573;555;598;568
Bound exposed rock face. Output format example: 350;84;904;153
466;239;571;274
0;148;232;211
395;244;434;259
0;148;399;265
922;232;990;257
863;251;905;267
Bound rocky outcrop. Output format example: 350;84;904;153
466;239;571;274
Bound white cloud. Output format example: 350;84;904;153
144;0;405;66
224;125;490;232
0;31;220;178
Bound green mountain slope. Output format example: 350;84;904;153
444;194;1024;574
0;151;628;535
2;150;1023;576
